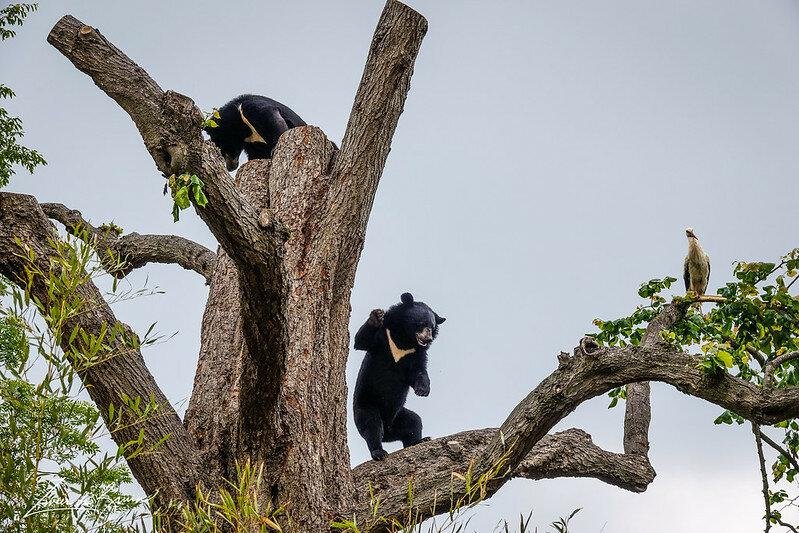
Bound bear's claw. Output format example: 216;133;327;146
371;448;389;461
368;308;385;327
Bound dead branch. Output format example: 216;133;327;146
42;202;216;282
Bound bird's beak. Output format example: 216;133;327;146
685;229;696;239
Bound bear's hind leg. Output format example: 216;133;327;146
354;405;388;461
387;407;429;448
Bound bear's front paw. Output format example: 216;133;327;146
413;382;430;397
370;448;389;461
368;308;385;327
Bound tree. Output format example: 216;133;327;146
0;1;796;531
0;3;46;188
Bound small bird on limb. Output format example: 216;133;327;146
684;227;711;306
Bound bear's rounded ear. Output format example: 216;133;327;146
435;313;446;324
400;293;414;305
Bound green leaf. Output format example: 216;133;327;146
194;188;208;208
716;350;733;368
174;186;190;209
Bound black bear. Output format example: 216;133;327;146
353;292;446;461
204;94;307;171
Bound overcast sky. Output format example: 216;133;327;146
4;0;799;530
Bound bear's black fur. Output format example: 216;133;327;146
353;292;446;461
204;94;306;171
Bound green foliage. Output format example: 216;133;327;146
0;3;37;40
156;460;285;532
591;277;677;347
497;511;533;533
0;308;144;528
0;3;46;188
203;108;221;130
606;385;626;409
167;172;208;222
0;229;178;531
713;409;745;426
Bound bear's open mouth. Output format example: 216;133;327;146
416;334;432;347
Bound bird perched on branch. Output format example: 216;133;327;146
684;227;711;304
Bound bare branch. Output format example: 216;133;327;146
327;0;428;291
623;300;680;456
353;428;654;515
776;517;799;533
748;346;770;370
0;192;201;507
41;202;216;282
766;351;799;389
753;423;773;533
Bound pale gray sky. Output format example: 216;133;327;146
4;1;799;530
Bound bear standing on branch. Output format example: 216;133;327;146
353;293;446;461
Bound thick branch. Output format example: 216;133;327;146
353;427;654;515
0;192;201;507
327;0;427;290
42;202;216;282
623;302;680;456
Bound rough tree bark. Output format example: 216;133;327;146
1;2;798;531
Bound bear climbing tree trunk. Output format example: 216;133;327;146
3;1;799;532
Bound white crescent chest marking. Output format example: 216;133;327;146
386;329;415;362
237;104;267;144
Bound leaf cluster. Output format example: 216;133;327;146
167;173;208;222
